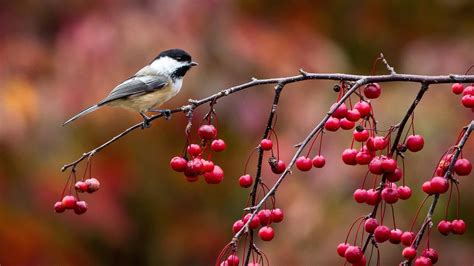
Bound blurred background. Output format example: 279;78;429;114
0;0;473;265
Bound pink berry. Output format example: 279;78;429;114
353;189;368;203
62;195;77;209
344;246;363;263
414;256;432;266
227;255;239;266
373;136;388;150
406;135;424;152
454;158;472;176
397;186;412;200
202;160;215;172
354;101;371;117
353;129;369;142
239;174;253;188
462;95;474;107
366;189;380;205
232;220;244;233
364;218;379;233
381;187;399;204
85;178;100;193
186;158;205;176
402;247;417;259
386;167;403;182
260;139;273;151
337;242;350;257
355;150;372;165
325;117;340;131
203;165;224;184
211;139;226;152
198;124;217;140
170;156;187;172
243;213;261;229
422;248;438;264
187;144;202;156
270;159;286;174
331;102;348;119
369;157;383;175
342;148;358;165
374;225;391;243
401;231;415;246
437;220;452;235
381;158;397;173
258;209;273;225
452;83;464;95
340;118;355;130
452;219;466;235
75;181;88;193
463;85;474;95
364;83;381;99
296;156;312;171
54;201;65;213
271;208;284;223
346;109;361;122
312;155;326;168
74;200;88;215
422;181;434;195
389;228;403;244
430;176;449;194
258;226;275;241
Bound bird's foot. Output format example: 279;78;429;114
140;112;152;129
149;109;172;120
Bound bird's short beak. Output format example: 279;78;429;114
190;61;198;67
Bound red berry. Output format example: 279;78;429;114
397;186;412;200
462;95;474;107
202;160;215;172
374;225;391;243
355;150;372;165
325;117;340;131
331;102;348;118
85;178;100;193
75;181;88;193
54;201;65;213
430;176;449;194
312;155;326;168
366;189;380;205
364;83;381;99
344;246;363;263
211;139;226;152
258;226;275;241
454;158;472;176
74;200;88;215
369;157;383;175
187;144;202;156
414;256;432;266
406;135;424;152
62;195;77;209
389;228;403;244
386;167;403;182
170;156;187;172
346;109;361;122
186;158;205;176
243;213;261;229
452;83;464;95
381;187;399;204
401;231;415;246
198;124;217;140
381;158;397;173
452;219;466;235
260;139;273;151
227;255;239;266
232;220;244;233
422;181;434;195
271;208;284;223
354;101;371;117
270;159;286;174
352;255;366;266
463;85;474;95
402;247;417;259
364;218;379;233
353;129;369;142
340;118;355;130
373;136;388;150
342;148;358;165
296;156;312;171
422;248;438;264
258;209;273;225
203;165;224;184
239;174;253;188
437;220;452;235
184;174;199;182
353;189;368;203
337;243;350;257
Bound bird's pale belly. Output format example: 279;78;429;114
109;84;179;112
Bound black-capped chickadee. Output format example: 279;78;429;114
63;48;197;127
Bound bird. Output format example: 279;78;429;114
63;48;197;127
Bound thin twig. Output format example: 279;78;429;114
380;53;397;75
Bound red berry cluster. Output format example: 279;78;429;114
232;208;284;242
54;177;100;215
451;83;474;110
170;124;227;184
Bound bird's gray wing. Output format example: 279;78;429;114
98;75;168;106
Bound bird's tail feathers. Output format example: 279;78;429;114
62;104;100;126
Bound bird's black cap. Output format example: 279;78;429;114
155;49;192;63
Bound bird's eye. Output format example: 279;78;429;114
176;57;181;60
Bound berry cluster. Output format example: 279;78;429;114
54;175;100;215
451;83;474;110
232;208;284;242
170;124;227;184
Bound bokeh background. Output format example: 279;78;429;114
1;0;473;265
